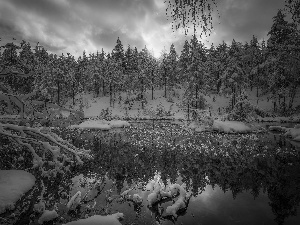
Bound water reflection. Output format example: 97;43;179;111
52;122;300;225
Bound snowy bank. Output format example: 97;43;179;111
268;125;300;141
38;209;58;224
0;170;36;213
212;120;252;133
69;120;130;130
63;212;124;225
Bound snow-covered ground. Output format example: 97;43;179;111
0;170;36;214
64;87;300;122
1;87;299;224
61;87;299;135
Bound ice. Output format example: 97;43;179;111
0;170;36;213
63;212;124;225
212;120;252;133
38;209;58;224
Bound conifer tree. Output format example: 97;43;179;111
167;43;178;87
178;40;191;83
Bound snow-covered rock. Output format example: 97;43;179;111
38;209;58;224
0;170;36;213
63;212;124;225
212;120;252;133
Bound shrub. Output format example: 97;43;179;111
99;107;112;120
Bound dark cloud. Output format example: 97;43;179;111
0;0;289;57
210;0;286;44
90;27;146;53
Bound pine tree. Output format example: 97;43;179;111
112;37;125;72
178;40;190;83
263;9;300;112
167;43;178;86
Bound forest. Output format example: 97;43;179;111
0;8;299;120
1;1;300;225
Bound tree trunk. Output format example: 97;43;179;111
164;70;167;98
103;80;105;96
289;85;297;109
141;78;144;109
195;84;198;109
187;100;190;121
283;95;286;112
57;80;60;106
72;82;75;105
110;83;112;107
152;70;154;100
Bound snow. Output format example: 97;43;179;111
165;184;189;218
69;120;130;130
0;170;36;213
38;209;58;224
145;174;190;218
285;127;300;140
34;201;46;213
212;120;252;133
268;125;300;142
131;194;143;203
67;191;82;210
63;212;124;225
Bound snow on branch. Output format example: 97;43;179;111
0;122;92;176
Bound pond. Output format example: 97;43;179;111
2;121;300;225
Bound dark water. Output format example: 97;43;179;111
2;122;300;225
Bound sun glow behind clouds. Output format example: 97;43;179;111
0;0;286;58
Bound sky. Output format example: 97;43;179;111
0;0;287;58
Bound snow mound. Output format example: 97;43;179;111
67;191;81;210
284;127;300;141
69;120;130;130
146;174;190;218
38;209;58;224
212;120;252;133
63;212;124;225
0;170;36;213
268;125;300;142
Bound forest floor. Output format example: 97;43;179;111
63;86;300;122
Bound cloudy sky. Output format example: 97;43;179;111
0;0;286;58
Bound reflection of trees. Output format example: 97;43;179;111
267;162;300;225
52;124;300;224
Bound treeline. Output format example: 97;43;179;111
0;9;299;112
